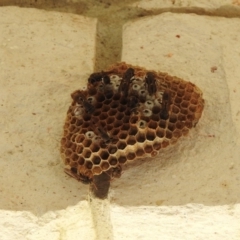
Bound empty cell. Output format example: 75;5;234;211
82;122;90;128
118;105;127;112
69;125;76;132
144;144;153;153
180;100;189;108
189;104;197;112
136;148;145;156
129;116;139;124
76;145;84;154
127;152;136;160
117;141;127;150
102;105;110;112
116;112;124;120
183;93;192;101
173;129;182;138
151;114;160;122
109;157;118;166
70;117;77;125
146;131;156;141
118;156;127;164
83;139;92;147
100;112;108;120
92;155;101;165
100;151;109;160
127;136;136;145
106;124;113;132
122;116;130;123
64;149;72;157
190;98;198;105
110;101;119;108
92;166;102;175
113;120;122;128
105;92;114;99
106;116;115;124
178;114;186;121
111;128;120;136
176;121;184;130
171;105;180;114
82;149;92;158
185;120;193;129
161;140;169;148
85;161;93;170
88;87;97;95
156;128;165;138
159;120;167;129
108;146;117;154
113;93;121;100
182;128;189;136
70;143;77;152
192;92;200;99
179;82;186;89
177;90;185;97
100;161;110;170
136;132;145;143
180;108;188;115
83;114;91;121
118;131;128;139
168;123;175;132
78;156;85;165
169;114;178;123
187;114;195;121
153;142;161;150
103;99;112;105
95;102;103;109
93;110;101;116
64;157;71;165
128;126;138;135
121;123;130;131
148;120;158;129
90;144;100;153
109;109;117;116
174;96;182;104
165;130;173;139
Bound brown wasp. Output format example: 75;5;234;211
71;90;95;114
144;72;157;95
118;68;135;97
160;90;171;120
88;71;111;85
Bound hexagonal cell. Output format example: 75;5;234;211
180;108;188;115
111;128;120;136
109;109;118;116
187;114;195;121
156;128;165;138
79;128;88;134
126;136;137;145
88;87;97;95
178;114;186;121
108;145;117;154
169;114;178;123
100;161;110;170
136;148;145;157
92;155;101;165
90;143;100;153
148;120;158;130
151;151;158;157
70;117;77;125
159;120;167;129
105;92;114;100
92;166;102;175
82;139;92;148
173;129;182;138
174;96;182;104
69;125;76;133
70;153;78;162
151;114;160;122
183;92;192;101
118;156;127;164
76;119;84;127
177;89;185;98
179;82;186;89
78;156;85;165
128;126;138;135
168;123;175;132
129;116;139;124
106;116;115;125
185;120;193;129
118;105;127;112
116;112;124;120
102;104;110;112
100;112;108;120
180;100;190;108
70;143;77;152
85;161;93;170
189;104;197;112
136;132;145;143
190;98;198;105
153;141;161;150
165;130;173;139
144;144;153;154
161;140;169;148
64;157;71;165
146;130;156;141
64;148;72;157
110;101;119;108
127;152;136;160
116;141;127;150
100;151;109;160
182;127;189;136
176;121;184;130
109;157;118;166
82;149;92;159
113;120;122;128
121;123;130;131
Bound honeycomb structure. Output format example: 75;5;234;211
61;62;204;184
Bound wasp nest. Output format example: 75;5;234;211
61;62;204;186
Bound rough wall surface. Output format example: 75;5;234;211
0;3;240;240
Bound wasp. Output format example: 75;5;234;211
64;168;92;184
160;90;171;120
88;71;111;85
97;126;113;145
144;72;157;95
118;68;135;97
71;90;95;114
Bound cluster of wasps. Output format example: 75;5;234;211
71;68;171;147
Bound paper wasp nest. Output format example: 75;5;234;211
61;62;204;184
